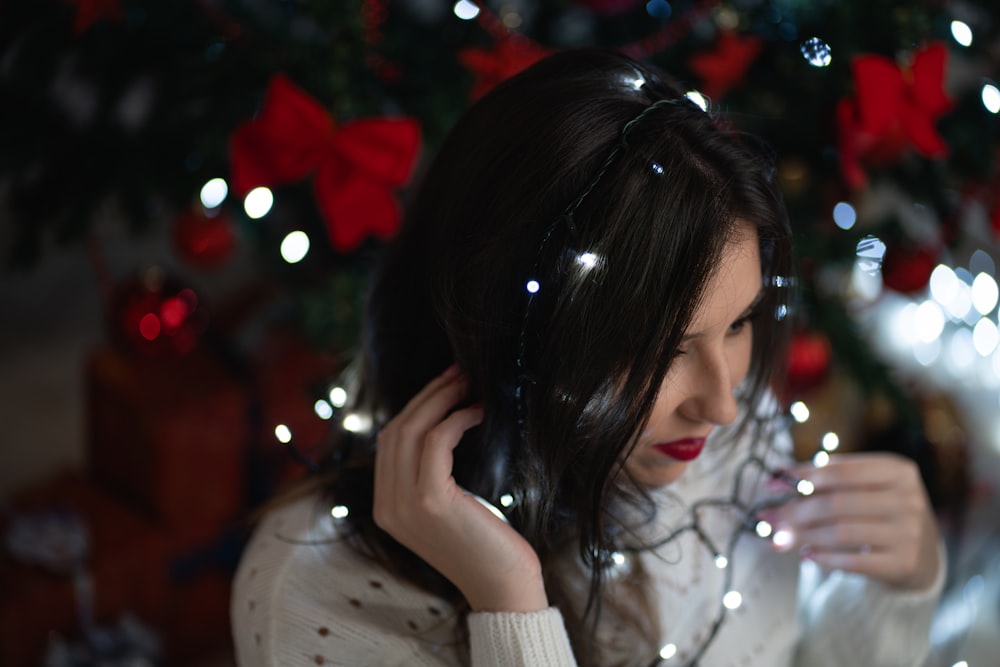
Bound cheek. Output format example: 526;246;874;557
730;331;754;383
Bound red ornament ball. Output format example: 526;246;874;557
110;268;208;358
881;245;938;294
172;207;236;268
787;330;833;395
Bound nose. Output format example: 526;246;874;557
678;349;741;427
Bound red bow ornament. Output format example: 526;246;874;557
836;43;953;190
229;74;421;252
688;30;763;101
458;37;551;101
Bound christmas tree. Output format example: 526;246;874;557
1;1;998;664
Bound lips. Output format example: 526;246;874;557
652;437;706;462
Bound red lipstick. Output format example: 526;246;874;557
652;438;706;462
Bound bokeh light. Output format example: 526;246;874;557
244;186;274;219
200;178;228;208
280;230;310;264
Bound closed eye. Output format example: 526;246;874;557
728;311;760;335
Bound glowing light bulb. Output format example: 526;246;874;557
796;479;815;496
790;401;810;423
526;280;540;294
343;413;372;433
821;432;840;451
813;450;830;467
244;186;273;219
329;386;348;408
331;505;349;519
983;84;1000;114
714;554;729;569
274;424;292;444
800;37;832;67
280;230;310;264
577;252;599;270
755;520;774;538
973;318;999;356
314;399;334;420
929;264;958;306
972;272;998;315
914;300;945;343
832;202;856;230
684;90;709;112
499;493;515;508
610;552;626;566
772;529;794;548
200;178;228;208
722;591;743;610
452;0;479;20
659;643;677;660
951;20;973;47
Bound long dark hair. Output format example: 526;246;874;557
319;48;792;664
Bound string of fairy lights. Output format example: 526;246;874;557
278;381;839;665
181;6;996;665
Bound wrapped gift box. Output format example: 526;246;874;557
249;329;340;495
86;344;249;552
0;470;168;667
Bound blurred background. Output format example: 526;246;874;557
0;0;998;665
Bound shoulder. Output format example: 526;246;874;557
231;492;462;666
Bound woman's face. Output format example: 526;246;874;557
624;223;763;488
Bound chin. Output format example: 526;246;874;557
627;459;690;488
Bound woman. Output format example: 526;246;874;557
232;49;942;666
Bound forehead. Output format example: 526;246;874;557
687;226;762;330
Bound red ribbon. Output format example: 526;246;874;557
688;30;763;101
229;74;421;252
458;37;551;101
837;43;953;189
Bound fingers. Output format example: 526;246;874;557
759;452;939;588
786;452;922;493
415;404;485;498
766;488;904;526
376;365;467;491
374;365;482;528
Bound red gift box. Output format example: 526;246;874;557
0;470;169;667
251;329;339;489
86;344;249;552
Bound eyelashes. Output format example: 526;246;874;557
728;310;761;335
674;311;759;357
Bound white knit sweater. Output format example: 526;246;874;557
231;424;943;666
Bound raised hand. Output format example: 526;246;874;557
373;365;549;612
762;452;941;591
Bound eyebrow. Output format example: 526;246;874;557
679;285;767;343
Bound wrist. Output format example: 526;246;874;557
464;571;549;613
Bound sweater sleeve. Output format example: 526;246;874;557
232;494;581;667
467;608;578;667
793;541;945;667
